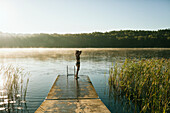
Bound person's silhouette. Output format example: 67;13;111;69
75;50;82;79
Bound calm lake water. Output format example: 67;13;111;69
0;48;170;113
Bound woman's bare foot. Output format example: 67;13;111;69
75;76;79;80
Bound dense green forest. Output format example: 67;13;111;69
0;29;170;48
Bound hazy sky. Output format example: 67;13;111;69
0;0;170;34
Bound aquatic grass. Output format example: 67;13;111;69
109;58;170;113
0;65;29;112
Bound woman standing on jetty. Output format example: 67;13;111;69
75;50;82;79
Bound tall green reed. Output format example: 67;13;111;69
0;65;29;112
109;58;169;113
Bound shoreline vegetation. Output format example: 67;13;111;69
0;29;170;48
0;65;29;112
109;58;169;112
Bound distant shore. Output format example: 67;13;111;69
0;29;170;48
0;48;170;50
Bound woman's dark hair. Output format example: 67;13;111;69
79;51;82;54
76;50;82;55
76;50;79;54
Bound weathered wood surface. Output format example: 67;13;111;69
35;75;110;113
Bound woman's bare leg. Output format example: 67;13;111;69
75;66;80;79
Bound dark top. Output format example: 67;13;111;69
75;51;81;65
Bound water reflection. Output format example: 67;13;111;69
0;65;29;112
0;90;28;112
0;48;169;113
107;80;140;113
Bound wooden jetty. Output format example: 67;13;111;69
35;75;110;113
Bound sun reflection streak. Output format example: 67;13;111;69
0;74;4;88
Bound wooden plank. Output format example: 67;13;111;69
47;75;98;99
35;99;110;113
35;75;110;113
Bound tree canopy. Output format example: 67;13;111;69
0;29;170;48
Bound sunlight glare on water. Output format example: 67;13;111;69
0;74;3;88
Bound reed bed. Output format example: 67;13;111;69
0;65;29;112
109;58;169;113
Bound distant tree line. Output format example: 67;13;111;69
0;29;170;48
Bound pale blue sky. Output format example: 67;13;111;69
0;0;170;34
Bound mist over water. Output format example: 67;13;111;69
0;48;169;113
